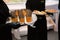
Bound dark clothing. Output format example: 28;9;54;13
0;0;10;24
28;15;47;40
0;24;12;40
0;0;20;40
26;0;45;11
0;24;20;40
26;0;47;40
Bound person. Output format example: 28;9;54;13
26;0;47;40
26;0;45;11
0;0;23;40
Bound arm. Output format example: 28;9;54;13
0;23;26;29
6;23;26;29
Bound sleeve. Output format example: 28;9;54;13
6;23;21;29
6;23;27;29
0;23;19;29
0;23;26;29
